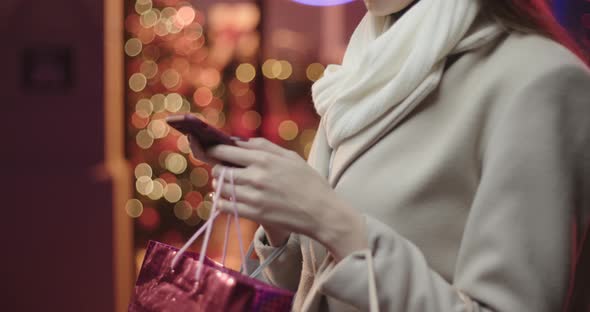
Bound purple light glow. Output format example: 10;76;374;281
291;0;357;7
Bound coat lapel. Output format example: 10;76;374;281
328;65;445;187
307;118;332;179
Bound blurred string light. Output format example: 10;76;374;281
190;167;209;188
126;199;144;218
165;93;183;112
278;120;299;141
174;201;193;220
134;163;153;179
197;201;213;220
242;110;262;130
131;113;150;129
134;0;152;14
165;153;188;174
262;59;293;80
147;179;165;200
147;119;169;138
151;94;166;112
140;60;158;79
125;38;143;57
138;206;160;230
136;176;155;195
236;63;256;83
136;129;154;149
135;99;153;118
306;63;325;81
193;87;213;106
164;183;182;203
177;135;191;154
129;73;147;92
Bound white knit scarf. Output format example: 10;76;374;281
312;0;504;149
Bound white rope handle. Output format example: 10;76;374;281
170;167;248;280
219;170;248;274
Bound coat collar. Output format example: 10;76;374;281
308;64;444;187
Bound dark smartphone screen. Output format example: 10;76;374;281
166;114;237;149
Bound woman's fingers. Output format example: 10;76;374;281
207;144;274;167
218;199;260;220
188;135;218;165
237;138;300;160
212;177;261;204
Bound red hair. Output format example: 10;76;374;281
484;0;589;65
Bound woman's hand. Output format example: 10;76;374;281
187;135;219;165
208;138;368;261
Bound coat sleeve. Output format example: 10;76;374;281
315;64;590;311
252;225;303;292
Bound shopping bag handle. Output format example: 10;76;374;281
242;239;288;279
219;170;248;273
170;167;248;279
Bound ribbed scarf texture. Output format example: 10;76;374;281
312;0;504;149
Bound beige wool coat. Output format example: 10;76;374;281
252;32;590;312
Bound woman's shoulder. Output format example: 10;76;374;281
469;32;590;152
477;31;589;87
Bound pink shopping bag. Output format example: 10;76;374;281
129;168;294;312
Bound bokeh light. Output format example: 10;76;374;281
173;201;193;220
165;153;188;174
278;120;299;141
136;176;155;195
242;110;262;130
140;9;160;28
177;135;191;154
136;129;154;149
147;179;165;200
151;94;166;112
161;69;181;89
193;87;213;107
262;59;278;79
165;93;183;112
135;98;153;118
129;73;148;92
236;63;256;83
134;163;153;179
197;201;213;220
164;183;182;203
140;60;159;79
277;61;293;80
138;206;160;231
147;119;169;139
177;6;196;26
131;112;150;129
125;38;143;57
134;0;153;15
306;63;325;81
190;167;209;188
125;199;144;218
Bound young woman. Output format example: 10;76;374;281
190;0;590;311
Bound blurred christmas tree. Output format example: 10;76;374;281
123;0;324;273
123;0;266;266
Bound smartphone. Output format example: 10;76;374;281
166;114;240;148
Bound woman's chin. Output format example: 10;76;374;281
367;8;393;17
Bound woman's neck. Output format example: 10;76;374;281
391;0;420;19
